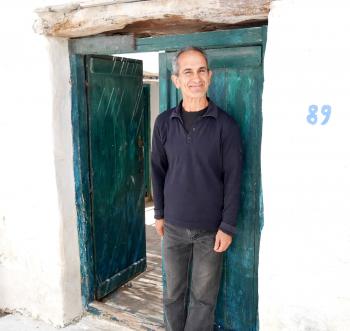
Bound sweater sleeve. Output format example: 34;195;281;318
151;117;168;219
219;122;243;236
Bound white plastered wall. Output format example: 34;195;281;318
260;0;350;330
0;1;82;326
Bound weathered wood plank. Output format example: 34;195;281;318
86;55;147;300
69;35;135;54
34;0;270;38
89;301;164;330
69;53;95;306
136;27;264;52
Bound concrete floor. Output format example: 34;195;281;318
0;205;163;331
0;313;132;331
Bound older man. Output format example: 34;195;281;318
151;46;242;331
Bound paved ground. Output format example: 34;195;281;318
0;313;132;331
102;206;164;329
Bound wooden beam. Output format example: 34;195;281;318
136;27;265;52
34;0;270;38
69;35;135;54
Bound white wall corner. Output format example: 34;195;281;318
47;36;84;324
260;1;350;330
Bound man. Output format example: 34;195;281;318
151;46;242;331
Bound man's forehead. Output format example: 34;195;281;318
178;51;208;68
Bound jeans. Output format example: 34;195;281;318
163;221;223;331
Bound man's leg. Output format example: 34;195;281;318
184;231;223;331
163;222;192;331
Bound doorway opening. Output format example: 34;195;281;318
70;26;266;331
96;51;164;329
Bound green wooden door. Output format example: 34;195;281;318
86;55;146;299
142;84;151;199
159;46;263;330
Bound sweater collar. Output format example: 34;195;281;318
170;98;218;120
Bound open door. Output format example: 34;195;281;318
159;45;263;330
86;55;146;299
142;84;151;199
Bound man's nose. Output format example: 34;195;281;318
192;72;201;81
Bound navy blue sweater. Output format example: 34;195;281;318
151;100;242;235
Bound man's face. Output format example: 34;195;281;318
171;50;212;100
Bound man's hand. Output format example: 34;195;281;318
214;229;232;252
155;218;165;237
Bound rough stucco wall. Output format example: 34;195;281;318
48;36;83;323
0;1;82;326
260;0;350;330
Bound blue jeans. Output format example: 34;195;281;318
163;222;223;331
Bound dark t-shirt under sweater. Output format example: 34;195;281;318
181;106;208;133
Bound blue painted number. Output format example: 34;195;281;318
320;105;331;125
307;105;318;125
307;104;331;125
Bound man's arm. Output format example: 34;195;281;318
219;121;243;237
214;122;242;252
151;117;168;235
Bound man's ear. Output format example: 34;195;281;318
171;74;180;89
208;70;213;83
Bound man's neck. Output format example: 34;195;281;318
182;97;208;112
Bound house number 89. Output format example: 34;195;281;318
307;105;331;125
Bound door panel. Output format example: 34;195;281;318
86;55;146;299
142;84;151;198
159;46;263;330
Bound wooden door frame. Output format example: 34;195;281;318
142;83;152;200
69;25;267;310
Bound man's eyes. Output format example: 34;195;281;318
183;69;208;75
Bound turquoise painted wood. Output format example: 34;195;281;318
69;35;135;55
86;55;146;299
70;54;95;306
160;46;263;330
142;84;151;198
137;27;264;52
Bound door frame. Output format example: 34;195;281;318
69;25;267;310
142;83;152;200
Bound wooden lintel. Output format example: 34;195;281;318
34;0;270;38
69;35;135;54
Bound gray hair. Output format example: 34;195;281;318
171;46;209;76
